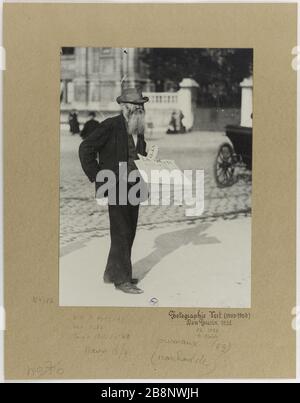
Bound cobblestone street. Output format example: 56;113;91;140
60;129;251;255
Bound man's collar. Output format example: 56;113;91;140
121;112;129;123
120;113;129;134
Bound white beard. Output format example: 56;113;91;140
127;109;145;136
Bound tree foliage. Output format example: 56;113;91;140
139;48;253;107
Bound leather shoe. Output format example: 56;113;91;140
103;274;113;284
104;275;139;285
115;282;144;294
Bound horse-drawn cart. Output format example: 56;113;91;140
214;125;252;188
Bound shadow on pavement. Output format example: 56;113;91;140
133;222;220;281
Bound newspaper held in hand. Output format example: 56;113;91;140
146;144;159;161
136;144;191;186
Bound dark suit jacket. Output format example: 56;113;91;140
80;119;100;140
79;114;147;185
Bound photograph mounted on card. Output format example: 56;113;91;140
60;46;252;307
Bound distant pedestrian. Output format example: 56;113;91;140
68;110;80;135
166;110;186;134
166;110;177;134
80;112;100;140
178;110;186;133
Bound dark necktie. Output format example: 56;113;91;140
127;134;138;173
136;134;145;156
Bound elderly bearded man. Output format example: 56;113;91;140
79;88;149;294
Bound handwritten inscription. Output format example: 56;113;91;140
32;296;55;305
71;314;131;360
64;310;242;376
151;337;231;375
27;361;64;378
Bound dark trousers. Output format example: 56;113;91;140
104;204;140;285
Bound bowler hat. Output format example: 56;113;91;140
116;87;149;105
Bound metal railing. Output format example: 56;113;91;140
145;92;178;105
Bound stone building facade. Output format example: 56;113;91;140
60;47;251;132
60;47;153;113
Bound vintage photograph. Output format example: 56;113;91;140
59;47;253;307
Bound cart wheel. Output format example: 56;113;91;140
214;143;235;187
